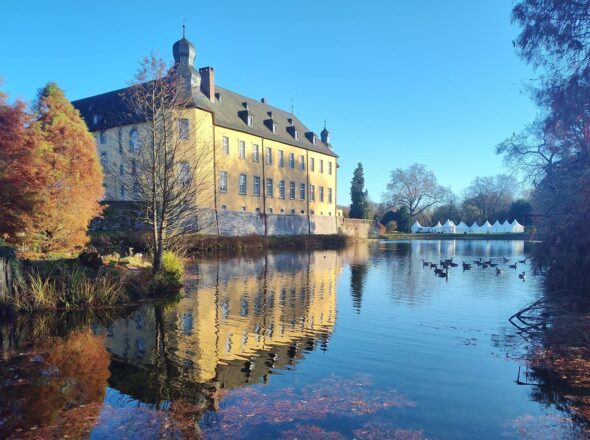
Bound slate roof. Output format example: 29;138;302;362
72;81;337;158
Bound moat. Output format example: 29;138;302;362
0;240;585;439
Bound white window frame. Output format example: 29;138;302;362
279;180;285;199
328;161;333;175
328;188;333;204
310;185;315;201
266;178;273;198
252;143;259;162
222;136;230;155
239;140;246;159
289;153;295;169
289;181;296;200
220;171;228;193
239;173;247;195
319;186;324;202
266;147;272;165
299;155;305;171
311;157;315;172
253;176;261;197
278;150;284;167
300;183;305;200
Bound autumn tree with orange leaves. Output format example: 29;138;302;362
0;89;43;240
0;82;104;252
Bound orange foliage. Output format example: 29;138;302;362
30;83;104;252
1;330;110;439
0;90;45;239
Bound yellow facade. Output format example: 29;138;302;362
95;108;337;217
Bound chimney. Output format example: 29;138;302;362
199;67;215;103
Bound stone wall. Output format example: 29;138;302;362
92;203;379;238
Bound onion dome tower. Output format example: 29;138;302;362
171;24;201;94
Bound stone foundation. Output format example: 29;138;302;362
92;203;379;239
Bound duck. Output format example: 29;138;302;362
462;262;472;270
434;267;444;275
489;261;498;267
518;271;526;280
474;257;483;265
502;257;509;263
508;262;518;269
450;262;459;267
437;269;449;279
518;258;527;264
496;267;503;275
422;260;431;267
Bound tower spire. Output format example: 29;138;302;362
182;19;186;38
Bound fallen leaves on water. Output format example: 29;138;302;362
200;374;415;439
502;413;586;440
353;421;428;440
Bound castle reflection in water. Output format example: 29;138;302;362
93;248;365;401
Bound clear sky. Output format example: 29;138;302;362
0;0;537;205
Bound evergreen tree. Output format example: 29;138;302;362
349;163;369;219
31;82;104;252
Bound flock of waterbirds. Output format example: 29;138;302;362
422;256;528;281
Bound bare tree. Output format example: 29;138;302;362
111;53;214;271
462;174;517;221
496;122;559;184
382;163;449;219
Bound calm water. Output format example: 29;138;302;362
0;240;585;439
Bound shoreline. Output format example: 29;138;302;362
379;232;530;241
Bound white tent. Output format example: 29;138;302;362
510;219;525;233
491;220;504;233
411;220;423;233
432;221;443;233
442;219;456;233
470;222;482;233
501;220;511;233
456;220;469;233
481;220;493;233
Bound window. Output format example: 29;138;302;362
268;207;273;213
289;153;295;169
241;206;247;212
100;151;108;167
319;186;324;202
239;174;247;195
179;161;191;187
312;136;317;145
279;180;285;199
311;157;315;172
300;183;305;200
120;186;125;198
272;123;277;133
178;118;189;139
320;159;324;173
310;185;315;201
294;130;299;140
119;163;124;176
131;160;137;176
328;161;333;175
129;128;139;152
266;178;273;197
220;171;228;192
278;150;284;167
266;147;272;165
290;209;295;214
253;176;261;197
328;188;333;204
255;207;260;213
100;130;107;144
133;183;140;198
239;140;245;159
222;136;230;155
301;210;305;214
252;144;259;162
221;205;227;210
299;155;305;171
247;115;253;127
289;181;295;200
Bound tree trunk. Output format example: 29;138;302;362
0;247;21;303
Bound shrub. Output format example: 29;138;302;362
150;251;184;296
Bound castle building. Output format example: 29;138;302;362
72;31;338;235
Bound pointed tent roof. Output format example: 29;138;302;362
482;220;492;227
456;220;467;227
443;219;455;227
412;220;422;228
435;221;442;227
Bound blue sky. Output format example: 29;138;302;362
0;0;537;205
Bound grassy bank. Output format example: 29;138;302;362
380;232;530;240
90;231;350;257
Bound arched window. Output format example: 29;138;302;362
129;128;139;152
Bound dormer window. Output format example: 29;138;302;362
312;136;317;145
92;114;98;125
247;115;253;127
272;123;277;133
294;130;299;140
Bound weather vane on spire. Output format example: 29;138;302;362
182;19;186;38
